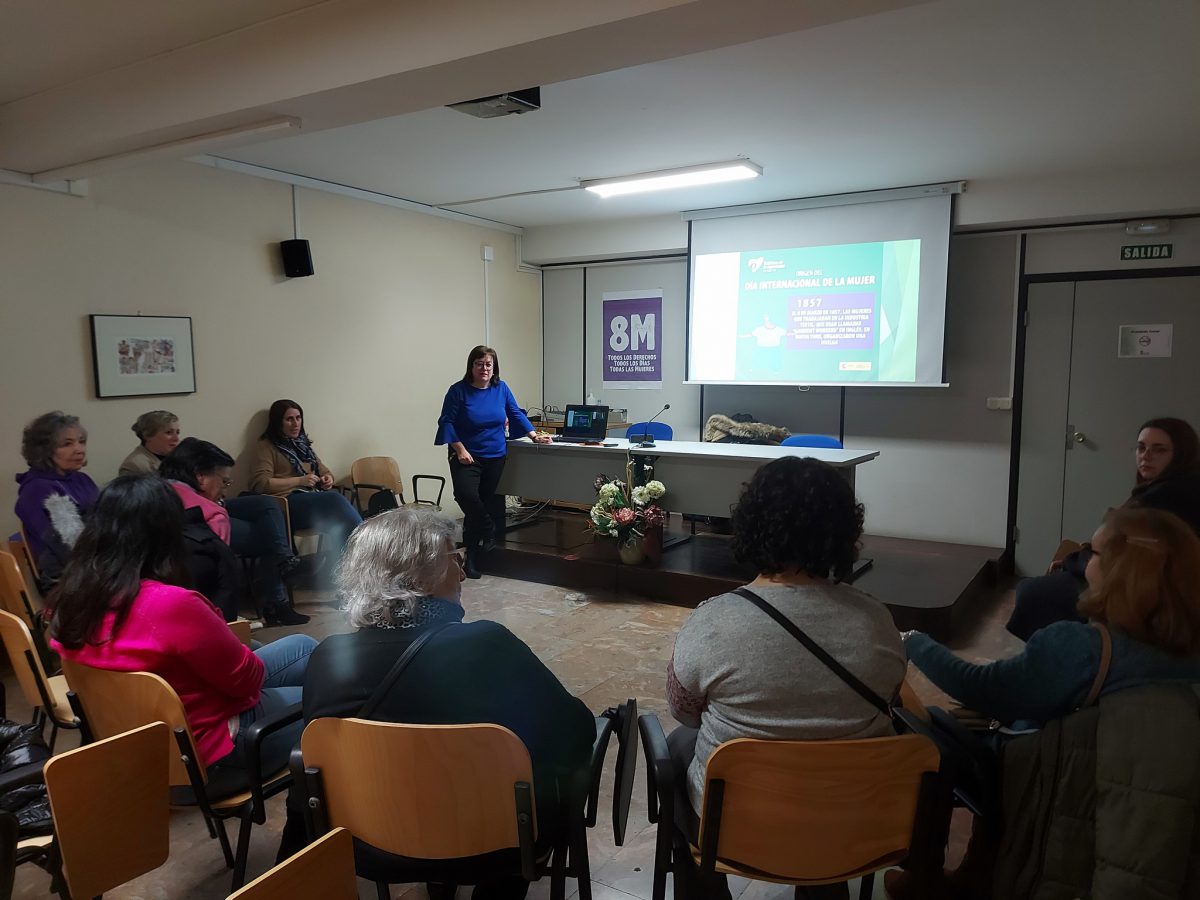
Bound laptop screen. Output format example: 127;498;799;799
561;405;610;439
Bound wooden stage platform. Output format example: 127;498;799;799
487;510;1001;641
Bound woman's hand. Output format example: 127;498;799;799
456;448;475;465
297;473;320;489
529;431;552;444
319;473;334;490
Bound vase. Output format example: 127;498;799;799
618;536;646;565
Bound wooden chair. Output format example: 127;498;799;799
638;714;946;900
227;827;357;900
228;618;254;646
298;718;593;900
14;528;41;586
43;722;171;898
0;609;78;751
0;549;40;630
270;495;325;560
61;662;300;891
349;456;445;515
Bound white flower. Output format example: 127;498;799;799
630;486;650;505
598;482;622;503
645;480;666;499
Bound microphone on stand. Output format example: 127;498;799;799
637;404;671;448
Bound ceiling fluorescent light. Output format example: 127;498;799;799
583;160;762;198
32;116;301;184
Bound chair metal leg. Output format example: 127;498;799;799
857;872;874;900
375;881;390;900
230;807;254;891
212;815;236;869
47;723;58;753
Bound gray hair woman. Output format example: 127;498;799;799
119;410;181;475
298;508;596;895
15;411;99;585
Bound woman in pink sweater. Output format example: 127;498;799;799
50;475;316;779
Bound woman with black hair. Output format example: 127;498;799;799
1007;416;1200;641
665;457;905;900
50;475;316;791
435;345;550;578
249;399;362;575
162;438;306;626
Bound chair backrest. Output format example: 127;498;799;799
0;609;54;712
44;721;171;898
625;422;673;441
0;551;36;628
15;528;40;582
698;734;939;882
350;456;405;508
301;718;536;859
228;827;357;900
61;661;198;788
781;434;844;449
228;618;253;646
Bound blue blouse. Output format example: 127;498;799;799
434;380;534;459
906;621;1200;725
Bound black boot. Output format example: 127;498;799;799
264;601;310;627
463;550;482;579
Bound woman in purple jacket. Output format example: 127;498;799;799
15;411;100;586
435;345;550;578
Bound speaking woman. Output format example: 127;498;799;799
435;345;549;578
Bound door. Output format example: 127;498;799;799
1016;275;1200;574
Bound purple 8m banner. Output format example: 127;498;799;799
602;290;663;390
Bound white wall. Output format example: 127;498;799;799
0;161;542;523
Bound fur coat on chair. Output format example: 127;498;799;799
703;414;790;445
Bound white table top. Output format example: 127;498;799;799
509;438;878;468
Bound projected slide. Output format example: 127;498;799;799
692;239;921;383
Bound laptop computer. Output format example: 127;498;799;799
551;404;610;443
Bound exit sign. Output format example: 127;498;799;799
1121;243;1173;261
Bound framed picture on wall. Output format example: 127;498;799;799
89;314;196;398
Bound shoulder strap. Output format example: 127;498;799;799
733;587;891;716
358;622;455;720
1081;622;1113;709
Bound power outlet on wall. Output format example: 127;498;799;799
986;396;1013;410
481;244;494;262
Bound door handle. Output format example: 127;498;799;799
1073;432;1087;443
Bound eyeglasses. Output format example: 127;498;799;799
448;548;467;567
221;477;234;487
1135;443;1171;457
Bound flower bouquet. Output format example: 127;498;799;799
588;471;666;564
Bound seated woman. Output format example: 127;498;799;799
300;507;595;898
1008;416;1200;640
666;456;906;900
899;507;1200;897
118;409;181;475
50;475;317;798
249;399;362;577
160;438;308;626
15;411;99;587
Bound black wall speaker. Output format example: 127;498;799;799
279;239;314;277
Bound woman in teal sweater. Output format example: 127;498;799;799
907;507;1200;726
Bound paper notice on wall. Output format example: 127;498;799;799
602;290;663;389
1118;324;1173;358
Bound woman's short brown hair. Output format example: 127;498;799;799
461;345;500;387
1079;507;1200;656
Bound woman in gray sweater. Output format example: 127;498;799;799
667;456;906;900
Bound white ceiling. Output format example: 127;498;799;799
3;0;1197;230
218;0;1200;228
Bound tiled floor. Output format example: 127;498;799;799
9;571;1022;899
